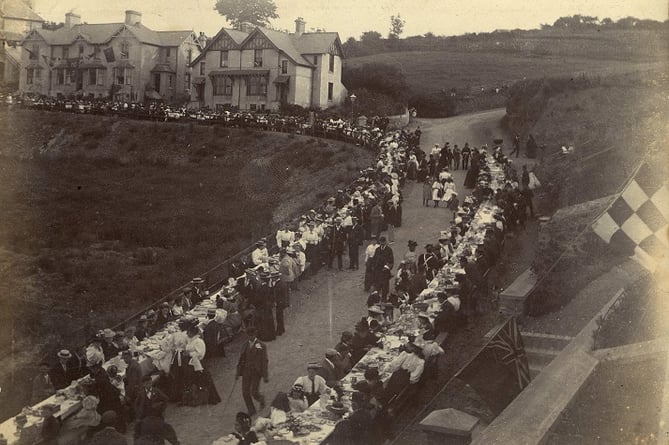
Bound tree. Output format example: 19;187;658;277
214;0;279;28
389;14;405;39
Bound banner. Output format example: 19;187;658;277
103;47;115;63
591;162;668;272
456;317;531;416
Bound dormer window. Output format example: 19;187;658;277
120;42;129;59
254;49;263;67
166;47;171;59
220;50;228;67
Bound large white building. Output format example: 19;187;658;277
190;18;347;112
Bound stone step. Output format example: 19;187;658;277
529;362;544;380
521;331;573;352
525;347;560;368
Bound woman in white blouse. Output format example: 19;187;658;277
184;326;221;404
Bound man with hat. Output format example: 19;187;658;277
327;217;346;270
50;349;82;390
371;236;394;300
317;349;341;388
203;309;224;359
347;216;365;270
101;328;119;359
324;197;337;216
236;327;269;416
251;240;269;266
294;363;329;406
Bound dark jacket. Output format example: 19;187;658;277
316;358;339;387
236;338;268;379
134;387;169;419
372;244;394;273
88;426;128;445
134;416;179;445
347;223;365;247
124;358;144;402
49;358;82;390
203;320;222;359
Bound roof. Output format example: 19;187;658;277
0;0;43;22
151;63;175;73
0;29;24;41
191;26;342;68
292;32;340;54
25;22;192;47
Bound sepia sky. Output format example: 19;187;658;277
34;0;668;40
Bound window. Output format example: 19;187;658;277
220;50;228;67
79;44;84;56
62;46;69;59
213;76;233;96
96;69;104;85
281;60;288;74
56;69;64;85
114;67;133;85
328;82;333;100
246;76;267;96
313;55;317;65
254;49;263;67
26;68;39;84
199;61;206;75
120;42;129;59
93;46;100;57
153;73;161;92
185;73;191;90
29;44;39;60
168;75;173;88
260;104;265;111
187;49;193;64
165;47;171;59
89;68;96;85
329;53;335;72
65;69;72;84
249;104;257;111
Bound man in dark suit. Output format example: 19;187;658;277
121;351;143;410
134;375;169;420
372;236;394;300
236;327;269;416
328;217;347;270
347;217;365;270
49;349;82;390
203;310;224;358
316;349;341;387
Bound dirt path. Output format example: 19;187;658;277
164;109;514;444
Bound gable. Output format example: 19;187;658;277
242;33;273;50
211;33;240;50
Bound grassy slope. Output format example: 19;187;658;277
345;29;668;102
0;110;373;419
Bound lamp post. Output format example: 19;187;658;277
349;93;356;123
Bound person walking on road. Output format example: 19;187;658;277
236;327;269;416
510;134;521;158
347;217;364;270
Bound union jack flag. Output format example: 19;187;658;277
485;317;531;390
456;316;531;415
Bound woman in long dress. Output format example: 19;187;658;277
184;326;221;404
431;179;443;208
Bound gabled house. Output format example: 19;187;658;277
190;17;347;111
0;0;43;85
18;10;202;103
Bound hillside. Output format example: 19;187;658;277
0;110;374;419
344;28;668;115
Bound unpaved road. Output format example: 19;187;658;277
165;108;510;444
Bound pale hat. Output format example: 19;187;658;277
102;328;115;338
57;349;72;359
368;306;384;314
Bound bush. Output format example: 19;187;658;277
409;92;458;117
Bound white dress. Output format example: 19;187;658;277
431;181;443;201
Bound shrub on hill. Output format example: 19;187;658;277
408;92;458;118
342;62;408;116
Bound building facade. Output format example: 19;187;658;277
0;0;43;86
18;10;202;103
191;18;347;112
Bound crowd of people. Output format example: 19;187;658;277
22;103;532;444
6;96;393;149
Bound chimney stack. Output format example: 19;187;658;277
238;22;252;33
125;10;142;26
64;12;81;28
295;17;305;36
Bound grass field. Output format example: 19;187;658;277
345;51;666;97
0;110;374;419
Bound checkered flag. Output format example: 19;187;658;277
592;162;669;271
